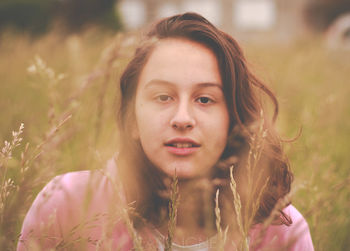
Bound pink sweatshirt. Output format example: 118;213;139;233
17;159;314;250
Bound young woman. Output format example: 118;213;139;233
18;13;314;250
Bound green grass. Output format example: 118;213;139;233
244;39;350;251
0;29;349;250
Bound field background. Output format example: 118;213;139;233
0;29;349;250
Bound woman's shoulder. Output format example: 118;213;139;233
28;168;111;212
23;159;122;218
250;204;314;251
37;158;119;204
18;158;131;250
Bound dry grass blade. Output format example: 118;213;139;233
245;111;267;232
0;123;24;223
215;189;228;251
101;170;144;251
230;166;249;251
0;123;24;167
27;114;72;165
252;177;269;222
165;173;179;251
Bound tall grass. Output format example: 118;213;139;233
0;29;349;250
244;39;350;251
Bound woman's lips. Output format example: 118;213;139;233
164;138;200;156
165;145;199;156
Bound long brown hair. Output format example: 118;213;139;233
116;12;293;229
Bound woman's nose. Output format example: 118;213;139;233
170;101;196;130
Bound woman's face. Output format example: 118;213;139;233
134;38;229;179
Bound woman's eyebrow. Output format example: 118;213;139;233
196;82;223;90
144;79;223;90
144;79;174;89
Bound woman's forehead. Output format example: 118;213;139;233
138;38;221;85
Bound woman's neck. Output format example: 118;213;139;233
159;177;217;245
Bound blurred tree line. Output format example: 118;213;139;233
0;0;121;34
305;0;350;31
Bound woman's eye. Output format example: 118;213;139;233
196;96;213;104
157;95;172;102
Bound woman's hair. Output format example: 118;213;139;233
116;12;293;229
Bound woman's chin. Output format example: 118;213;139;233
162;166;210;180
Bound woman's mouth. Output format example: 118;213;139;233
164;138;200;155
166;143;196;148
